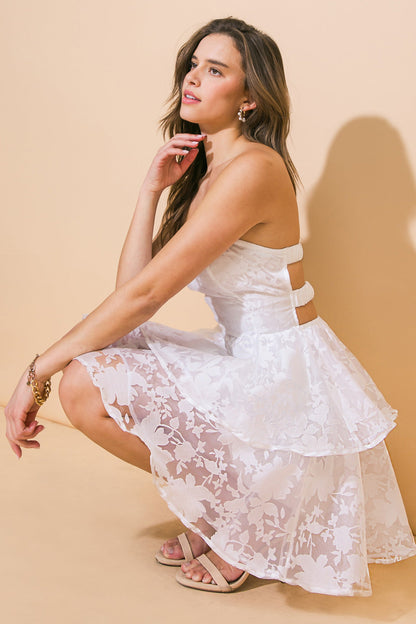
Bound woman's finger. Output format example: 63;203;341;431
6;412;42;446
16;439;41;449
170;133;205;141
169;138;202;146
8;416;28;441
162;136;205;151
158;144;201;159
178;146;199;168
22;419;37;431
7;438;22;458
21;424;44;440
156;147;199;162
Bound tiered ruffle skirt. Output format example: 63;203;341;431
75;316;416;596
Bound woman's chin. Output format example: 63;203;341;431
179;110;200;124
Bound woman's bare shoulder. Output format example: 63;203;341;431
221;143;299;245
225;142;290;184
213;143;291;206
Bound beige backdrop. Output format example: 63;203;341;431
1;1;415;529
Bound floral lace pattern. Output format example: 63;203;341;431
75;341;416;597
138;317;398;455
74;241;415;595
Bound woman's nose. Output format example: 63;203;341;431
187;67;200;86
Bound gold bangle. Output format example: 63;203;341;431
26;354;52;406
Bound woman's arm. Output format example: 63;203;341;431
115;187;162;288
5;149;276;456
35;150;276;378
115;133;205;288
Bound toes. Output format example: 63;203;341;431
202;572;213;584
162;537;181;557
191;569;204;582
181;560;196;575
182;560;201;580
181;560;214;584
187;564;201;580
193;569;213;584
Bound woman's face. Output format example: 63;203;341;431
180;33;250;132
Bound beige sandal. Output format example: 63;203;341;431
155;532;195;566
176;553;250;593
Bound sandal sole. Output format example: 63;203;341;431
176;569;250;593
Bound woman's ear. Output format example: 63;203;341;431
245;101;257;111
241;97;257;112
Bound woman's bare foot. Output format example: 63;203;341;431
160;530;209;561
181;550;245;584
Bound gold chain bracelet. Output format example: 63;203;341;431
26;354;51;406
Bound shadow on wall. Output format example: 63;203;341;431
302;117;416;529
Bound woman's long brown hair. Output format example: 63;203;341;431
154;17;301;250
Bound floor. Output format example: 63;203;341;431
1;413;415;624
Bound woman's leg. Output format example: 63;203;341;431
60;359;208;560
59;360;151;472
59;359;237;580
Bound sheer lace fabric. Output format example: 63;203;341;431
75;240;416;596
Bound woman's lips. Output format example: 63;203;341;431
182;95;201;104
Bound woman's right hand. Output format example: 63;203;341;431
142;133;206;194
4;369;45;458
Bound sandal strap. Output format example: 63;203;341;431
177;533;194;561
196;554;230;589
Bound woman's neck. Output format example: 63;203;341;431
201;126;246;176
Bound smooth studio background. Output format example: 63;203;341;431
1;0;415;532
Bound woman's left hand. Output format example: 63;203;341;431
4;370;45;458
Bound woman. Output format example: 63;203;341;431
5;17;415;596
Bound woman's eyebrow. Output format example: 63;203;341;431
191;54;229;69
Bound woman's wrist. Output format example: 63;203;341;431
31;342;74;384
25;354;52;406
138;182;163;201
31;355;54;384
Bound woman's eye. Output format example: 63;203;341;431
188;62;221;76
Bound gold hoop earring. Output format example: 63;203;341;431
238;108;247;123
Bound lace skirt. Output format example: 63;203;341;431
74;318;416;596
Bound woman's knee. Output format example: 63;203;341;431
59;360;99;429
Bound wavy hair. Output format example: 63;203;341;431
155;17;301;249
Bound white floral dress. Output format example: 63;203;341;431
75;239;416;596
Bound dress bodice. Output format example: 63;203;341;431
106;235;399;456
187;239;314;336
